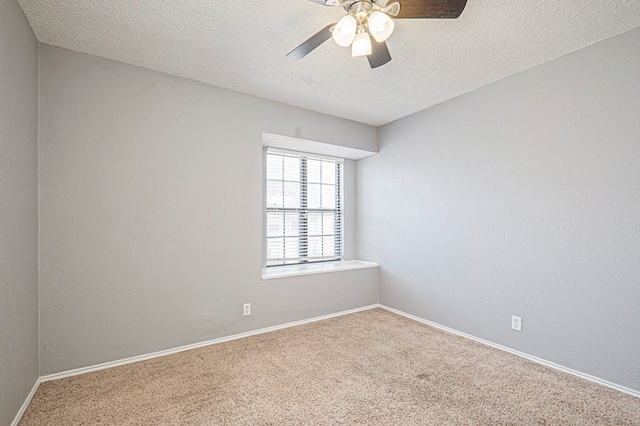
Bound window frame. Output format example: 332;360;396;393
263;147;344;268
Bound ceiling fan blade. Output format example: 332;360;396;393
287;23;337;59
395;0;467;19
368;38;392;69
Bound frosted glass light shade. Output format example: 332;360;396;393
351;32;372;57
368;11;394;42
385;2;400;17
332;15;357;47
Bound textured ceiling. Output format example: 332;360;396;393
17;0;640;126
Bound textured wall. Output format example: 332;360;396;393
0;0;39;424
357;28;640;391
38;45;378;375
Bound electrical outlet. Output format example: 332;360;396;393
243;303;251;316
511;315;522;331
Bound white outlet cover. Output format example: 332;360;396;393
512;316;522;331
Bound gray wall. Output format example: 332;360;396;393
0;0;39;423
357;28;640;391
38;45;378;375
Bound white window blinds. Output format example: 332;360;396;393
265;148;343;267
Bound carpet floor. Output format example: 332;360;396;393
20;308;640;425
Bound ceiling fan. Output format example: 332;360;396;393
287;0;467;68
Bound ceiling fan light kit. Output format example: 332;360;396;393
334;2;396;56
287;0;467;68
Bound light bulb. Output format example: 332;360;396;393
368;11;394;42
332;15;357;47
351;32;372;57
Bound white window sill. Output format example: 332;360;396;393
262;260;379;280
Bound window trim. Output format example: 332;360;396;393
261;260;379;280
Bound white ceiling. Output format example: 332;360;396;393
17;0;640;126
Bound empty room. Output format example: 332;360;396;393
2;0;640;424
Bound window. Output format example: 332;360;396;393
265;148;343;267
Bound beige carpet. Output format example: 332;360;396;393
21;308;640;425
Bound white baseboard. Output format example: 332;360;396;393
41;304;381;382
25;302;636;424
380;304;640;399
10;377;41;426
